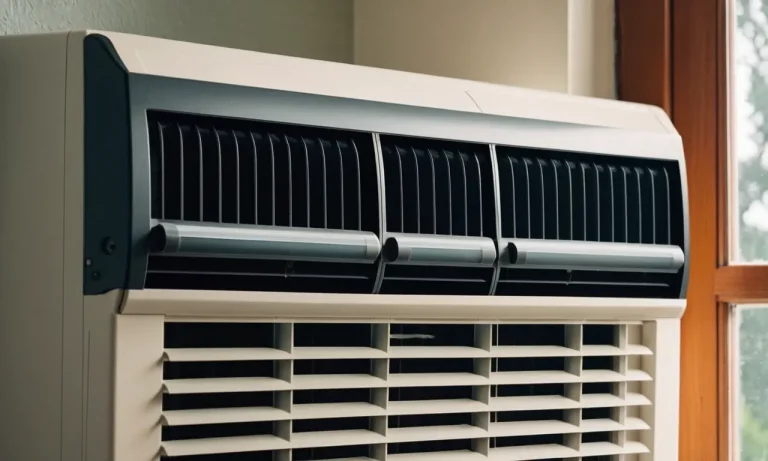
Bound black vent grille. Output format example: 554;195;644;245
145;111;380;293
495;147;685;298
378;136;497;295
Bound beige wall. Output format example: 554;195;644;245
0;0;615;96
353;0;616;99
0;0;354;62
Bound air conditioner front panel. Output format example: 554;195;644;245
83;34;689;299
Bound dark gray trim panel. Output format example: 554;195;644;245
678;157;691;298
83;35;137;295
129;74;678;159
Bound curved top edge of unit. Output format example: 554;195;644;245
69;30;679;138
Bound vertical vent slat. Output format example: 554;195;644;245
648;167;657;244
251;132;259;225
214;128;222;223
474;154;484;238
285;135;293;227
565;161;578;240
411;148;421;233
583;163;597;241
609;166;616;242
398;148;404;232
638;167;655;245
537;159;546;239
218;129;239;224
593;163;601;242
505;157;516;238
551;160;560;240
566;162;574;240
197;126;204;222
596;164;612;242
178;125;185;221
352;140;362;231
337;141;345;230
580;163;587;241
302;138;311;227
622;167;629;243
636;168;642;242
625;166;640;244
268;135;276;226
233;130;240;224
440;150;450;235
146;111;380;294
460;152;469;236
159;122;166;219
525;159;532;238
319;138;328;228
663;168;672;245
611;166;624;243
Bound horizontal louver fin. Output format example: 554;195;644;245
388;451;486;461
163;377;292;394
488;440;650;460
387;399;487;416
379;136;496;295
146;110;381;294
162;406;290;426
291;430;387;449
159;322;654;460
162;434;289;457
495;145;684;298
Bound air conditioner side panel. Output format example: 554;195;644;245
640;318;681;461
0;31;70;461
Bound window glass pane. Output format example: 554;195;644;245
733;305;768;459
731;0;768;262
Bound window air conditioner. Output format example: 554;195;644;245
0;31;688;461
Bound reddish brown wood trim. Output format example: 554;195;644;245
717;0;731;267
616;0;671;113
715;265;768;302
672;0;720;458
617;0;721;459
717;302;731;461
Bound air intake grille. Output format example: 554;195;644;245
495;147;685;298
378;136;497;295
145;111;381;293
160;321;653;460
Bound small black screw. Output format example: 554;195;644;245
102;237;116;255
91;271;101;281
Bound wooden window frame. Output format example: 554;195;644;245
618;0;750;459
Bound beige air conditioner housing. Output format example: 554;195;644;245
0;31;688;461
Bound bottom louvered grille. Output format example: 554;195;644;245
160;321;654;461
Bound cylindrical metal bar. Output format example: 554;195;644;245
150;221;381;263
501;238;684;273
383;232;496;267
